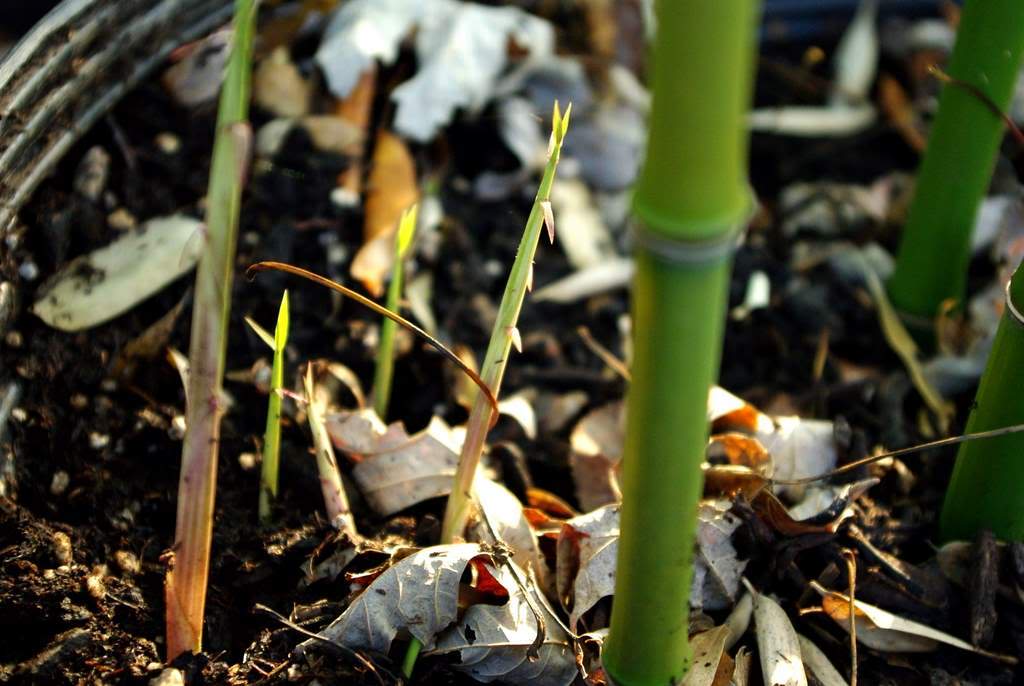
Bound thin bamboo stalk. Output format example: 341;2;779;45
165;0;256;660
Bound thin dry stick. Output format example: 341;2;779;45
928;64;1024;147
842;549;858;686
577;326;632;381
768;422;1024;486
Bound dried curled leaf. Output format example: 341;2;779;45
557;502;745;630
327;410;462;516
430;560;578;686
306;543;491;653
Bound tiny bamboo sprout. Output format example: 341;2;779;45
248;291;290;522
373;204;418;421
304;365;356;534
439;101;570;544
166;0;257;661
887;0;1024;324
401;103;569;680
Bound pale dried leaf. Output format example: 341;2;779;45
748;104;875;137
541;200;555;244
680;625;731;686
308;543;489;652
819;588;1016;663
557;503;745;630
162;30;231;107
430;560;577;686
724;592;752;650
831;0;878;105
569;401;624;510
344;416;461;515
751;588;807;686
549;179;617;270
474;476;546;587
532;257;634;304
253;46;311;118
316;0;553;142
797;634;849;686
33;215;203;331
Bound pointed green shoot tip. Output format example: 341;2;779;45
274;290;290;349
396;204;419;259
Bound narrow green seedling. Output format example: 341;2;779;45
888;0;1024;326
941;262;1024;541
246;291;290;522
394;103;569;680
373;204;418;421
603;2;759;685
166;0;258;661
439;102;570;543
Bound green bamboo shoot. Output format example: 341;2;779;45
602;2;759;684
166;0;257;660
888;0;1024;323
941;265;1024;541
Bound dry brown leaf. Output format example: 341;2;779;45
568;402;624;511
253;47;311;118
334;65;377;202
352;129;419;295
750;586;807;686
429;560;578;686
327;410;462;515
818;586;1016;663
557;502;746;630
680;625;733;686
305;544;495;652
797;634;849;686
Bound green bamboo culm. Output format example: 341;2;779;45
940;265;1024;541
601;2;759;685
373;205;418;421
887;0;1024;325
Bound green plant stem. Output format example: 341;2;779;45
166;0;257;661
259;291;289;522
887;0;1024;323
439;104;569;544
404;107;567;680
602;2;758;684
373;205;418;420
940;266;1024;541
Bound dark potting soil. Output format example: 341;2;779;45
1;21;1021;686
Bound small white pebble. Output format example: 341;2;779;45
149;667;184;686
18;261;38;281
330;186;359;209
154;132;181;155
238;452;258;471
52;531;73;566
11;407;26;422
114;550;141;576
4;330;22;348
169;415;186;440
107;207;137;231
85;565;107;600
70;393;88;410
50;470;70;496
89;432;110;449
